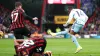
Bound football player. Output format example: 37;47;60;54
50;9;88;53
14;31;52;56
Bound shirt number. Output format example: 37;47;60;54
76;11;83;17
18;40;34;50
22;40;34;47
11;12;18;22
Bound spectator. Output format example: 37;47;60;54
98;25;100;35
0;15;3;31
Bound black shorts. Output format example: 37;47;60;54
13;27;31;39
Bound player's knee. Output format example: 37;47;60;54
70;30;75;35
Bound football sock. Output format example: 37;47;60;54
71;35;80;48
56;31;69;35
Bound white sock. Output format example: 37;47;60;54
71;35;80;48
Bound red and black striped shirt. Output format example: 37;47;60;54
10;8;33;30
17;37;46;54
10;9;24;30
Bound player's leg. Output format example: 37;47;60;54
50;26;71;37
70;23;83;53
22;27;31;38
14;40;20;56
50;31;69;36
14;37;23;56
70;32;82;53
14;39;26;56
50;27;71;37
14;28;24;39
13;28;24;56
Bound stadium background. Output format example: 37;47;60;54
0;0;100;38
0;0;100;56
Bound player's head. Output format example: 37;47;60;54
15;2;22;9
67;6;73;14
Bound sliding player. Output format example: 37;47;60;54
14;31;52;56
50;9;88;53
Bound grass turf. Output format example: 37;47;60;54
0;38;100;56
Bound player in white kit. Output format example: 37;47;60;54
50;9;88;53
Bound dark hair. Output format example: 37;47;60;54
15;2;22;7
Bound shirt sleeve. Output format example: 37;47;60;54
22;12;33;21
66;9;75;24
19;9;33;21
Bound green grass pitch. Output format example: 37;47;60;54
0;38;100;56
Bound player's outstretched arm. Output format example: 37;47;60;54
23;12;38;21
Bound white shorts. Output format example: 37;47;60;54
71;22;83;33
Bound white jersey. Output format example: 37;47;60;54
66;9;88;25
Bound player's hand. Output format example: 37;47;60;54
44;51;52;56
21;54;28;56
63;23;69;27
32;17;38;20
33;17;38;24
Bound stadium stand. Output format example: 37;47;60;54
79;0;100;37
79;7;100;38
0;5;11;31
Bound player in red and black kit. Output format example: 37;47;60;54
14;32;52;56
10;2;38;39
11;2;38;56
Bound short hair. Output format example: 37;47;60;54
15;2;22;7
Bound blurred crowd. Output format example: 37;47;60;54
81;0;96;16
79;0;100;36
80;12;100;36
0;5;12;38
0;5;11;33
